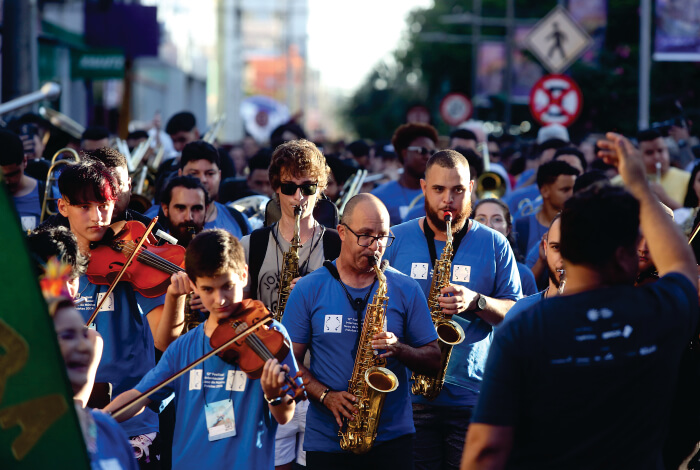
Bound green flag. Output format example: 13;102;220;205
0;183;89;468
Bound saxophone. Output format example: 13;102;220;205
339;255;399;455
275;205;301;322
411;211;465;400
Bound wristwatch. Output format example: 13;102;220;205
474;293;487;311
264;394;283;407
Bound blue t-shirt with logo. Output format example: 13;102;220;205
76;279;162;437
282;262;437;452
473;273;698;467
91;409;139;470
13;179;42;231
205;201;251;239
135;321;299;470
384;218;522;407
371;180;424;226
504;184;541;219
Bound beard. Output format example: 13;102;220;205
425;198;471;234
546;258;561;289
172;222;203;247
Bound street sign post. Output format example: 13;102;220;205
440;93;473;126
524;6;593;74
529;74;582;127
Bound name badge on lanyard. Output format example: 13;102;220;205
204;399;236;441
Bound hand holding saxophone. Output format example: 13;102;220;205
323;390;358;427
371;331;399;358
439;284;478;315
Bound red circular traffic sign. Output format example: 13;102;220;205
440;93;473;126
529;74;582;127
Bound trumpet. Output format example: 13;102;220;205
40;148;81;223
337;169;368;216
475;138;506;200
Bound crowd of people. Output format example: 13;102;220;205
2;108;699;470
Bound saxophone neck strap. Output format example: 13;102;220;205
323;261;377;315
422;218;469;269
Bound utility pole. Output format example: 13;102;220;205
217;0;244;141
2;0;39;104
639;0;651;130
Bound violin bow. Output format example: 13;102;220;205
85;217;159;326
110;314;275;419
689;216;700;246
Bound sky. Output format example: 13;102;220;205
307;0;433;94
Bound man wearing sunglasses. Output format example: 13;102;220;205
372;123;439;225
384;150;522;470
282;193;440;468
240;139;341;470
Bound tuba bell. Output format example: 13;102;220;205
475;138;506;200
40;148;81;223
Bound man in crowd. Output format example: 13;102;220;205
372;123;439;225
282;193;441;469
461;133;698;468
246;149;274;198
81;126;111;151
160;175;209;248
384;150;522;470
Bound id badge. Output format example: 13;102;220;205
204;399;236;441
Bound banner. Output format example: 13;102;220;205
654;0;700;61
0;184;89;469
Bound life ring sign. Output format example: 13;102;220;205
529;74;582;127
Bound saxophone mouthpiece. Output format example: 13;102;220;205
293;205;301;215
444;211;452;222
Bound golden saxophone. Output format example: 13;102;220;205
339;255;399;454
411;211;465;400
181;294;202;335
275;205;301;322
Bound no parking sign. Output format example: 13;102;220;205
529;74;582;127
440;93;473;126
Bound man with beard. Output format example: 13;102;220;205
384;150;522;470
160;176;208;248
371;123;439;225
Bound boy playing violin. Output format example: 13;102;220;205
105;229;300;470
56;159;190;468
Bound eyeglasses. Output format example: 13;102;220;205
407;146;437;156
342;224;395;247
279;181;318;196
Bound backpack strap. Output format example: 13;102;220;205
248;226;273;300
227;205;251;236
321;228;341;262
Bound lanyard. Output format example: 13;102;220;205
422;218;469;269
202;328;235;405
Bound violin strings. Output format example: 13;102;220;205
121;241;183;274
236;321;297;389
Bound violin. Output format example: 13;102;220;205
87;220;185;298
210;299;306;402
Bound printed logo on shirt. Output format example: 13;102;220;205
410;263;429;280
96;292;115;312
452;265;471;283
189;369;203;390
20;216;37;232
226;370;247;391
324;315;343;333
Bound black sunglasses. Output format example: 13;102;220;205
407;146;437;156
279;182;318;196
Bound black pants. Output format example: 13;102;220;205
306;434;414;470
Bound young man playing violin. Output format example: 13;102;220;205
56;159;190;469
105;229;301;470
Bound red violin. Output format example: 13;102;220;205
87;220;185;298
210;299;306;402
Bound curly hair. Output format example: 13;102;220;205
268;139;330;192
391;123;439;163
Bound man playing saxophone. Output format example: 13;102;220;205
384;150;522;470
282;194;440;469
240;138;341;470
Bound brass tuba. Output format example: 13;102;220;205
475;138;506;200
339;255;399;454
411;212;465;400
40;148;81;223
275;205;301;321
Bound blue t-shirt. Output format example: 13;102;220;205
384;218;522;407
76;279;162;437
517;262;538;296
135;321;299;470
91;409;139;470
143;204;159;219
282;263;437;452
500;290;545;326
504;184;541;219
371;180;423;226
205;201;251;238
13;179;42;231
473;273;699;468
514;213;548;259
402;196;425;223
514;169;535;189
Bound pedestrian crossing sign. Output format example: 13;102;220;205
524;6;593;74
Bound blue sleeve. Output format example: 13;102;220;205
271;321;305;395
403;278;438;348
136;292;165;316
133;338;178;402
280;278;313;344
472;315;524;425
525;242;540;269
517;263;538;296
493;238;523;301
